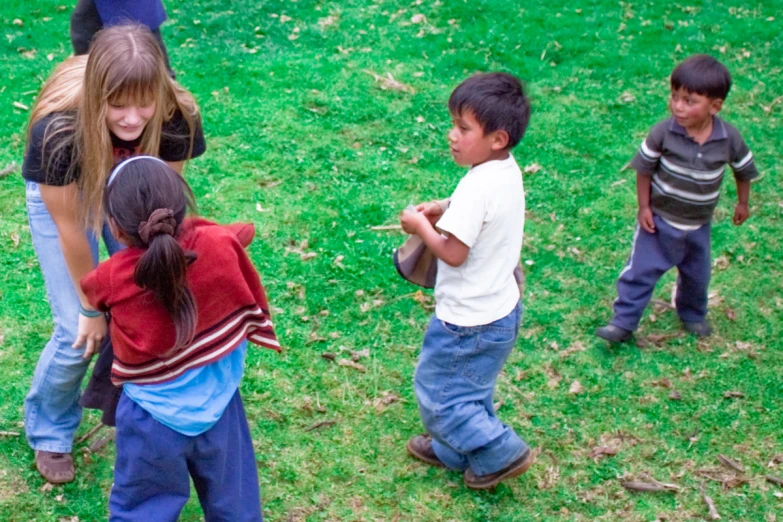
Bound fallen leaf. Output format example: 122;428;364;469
725;308;736;321
524;163;542;174
723;391;744;399
411;290;434;310
372;391;400;412
411;14;427;24
589;446;619;460
545;365;561;389
338;359;366;372
538;464;560;489
569;380;584;394
10;232;20;248
279;14;292;23
318;15;337;29
713;255;729;270
321;352;335;361
351;348;370;361
362;70;414;93
12;19;23;26
669;390;682;401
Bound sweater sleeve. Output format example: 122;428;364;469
80;262;113;312
234;241;279;351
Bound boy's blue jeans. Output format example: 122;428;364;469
24;180;124;453
414;302;528;476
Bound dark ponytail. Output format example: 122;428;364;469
105;157;198;352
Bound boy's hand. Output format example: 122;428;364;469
733;203;749;225
416;201;444;226
400;208;429;235
638;207;655;233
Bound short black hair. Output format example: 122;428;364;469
448;72;531;149
670;54;731;100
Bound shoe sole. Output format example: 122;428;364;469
35;463;74;484
406;439;446;468
464;449;536;490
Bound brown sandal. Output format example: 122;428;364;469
35;451;75;484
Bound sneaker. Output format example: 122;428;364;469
35;450;75;484
595;324;633;343
682;320;711;337
463;448;535;490
406;434;446;468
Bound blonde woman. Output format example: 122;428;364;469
21;24;205;484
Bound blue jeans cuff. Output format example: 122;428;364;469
430;438;469;471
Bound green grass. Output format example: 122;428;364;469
1;0;782;520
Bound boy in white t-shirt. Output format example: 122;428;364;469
399;72;532;490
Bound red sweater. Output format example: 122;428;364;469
81;217;279;385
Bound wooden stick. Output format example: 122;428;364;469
766;475;783;487
717;454;744;473
304;420;336;432
76;422;105;444
621;480;667;492
700;481;721;520
370;224;402;231
89;430;116;453
0;431;20;437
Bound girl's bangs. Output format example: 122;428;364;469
105;63;160;107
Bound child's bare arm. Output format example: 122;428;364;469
636;172;655;233
733;179;750;225
399;209;469;267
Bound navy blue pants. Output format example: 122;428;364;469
611;215;711;331
110;391;262;522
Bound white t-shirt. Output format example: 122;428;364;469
434;155;525;326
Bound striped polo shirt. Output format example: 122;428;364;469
630;117;758;228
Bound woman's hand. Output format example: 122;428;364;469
72;313;107;359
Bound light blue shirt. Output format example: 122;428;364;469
123;340;247;436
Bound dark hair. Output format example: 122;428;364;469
448;72;531;148
105;158;198;351
671;54;731;100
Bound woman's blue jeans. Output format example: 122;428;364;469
24;180;123;453
414;302;529;476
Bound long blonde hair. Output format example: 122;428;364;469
29;24;199;232
27;55;87;184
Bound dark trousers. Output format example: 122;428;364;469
70;0;173;76
110;391;263;522
611;214;711;331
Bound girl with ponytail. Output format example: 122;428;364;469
81;157;278;521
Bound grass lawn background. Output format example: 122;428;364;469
0;0;781;520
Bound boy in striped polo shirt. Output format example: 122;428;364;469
597;54;759;343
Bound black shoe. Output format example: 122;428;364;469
595;324;632;343
464;449;535;490
682;321;711;337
